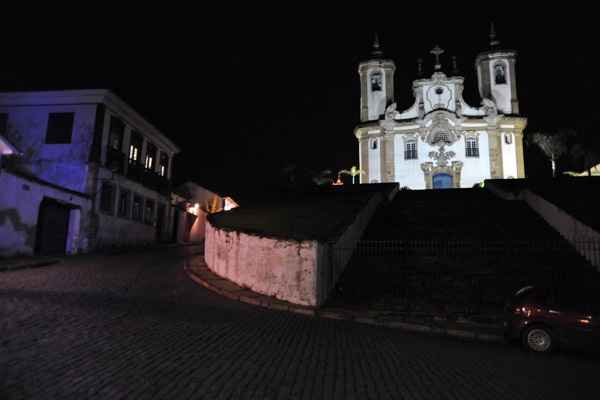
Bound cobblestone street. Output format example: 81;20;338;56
1;245;599;399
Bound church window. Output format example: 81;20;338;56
371;73;382;91
466;136;479;157
504;133;513;144
370;138;378;150
432;130;450;145
405;139;417;159
494;63;506;84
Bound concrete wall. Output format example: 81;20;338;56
204;191;385;306
205;223;320;306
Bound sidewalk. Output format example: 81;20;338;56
184;254;504;343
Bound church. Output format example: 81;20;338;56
354;27;526;189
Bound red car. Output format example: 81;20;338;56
502;283;600;354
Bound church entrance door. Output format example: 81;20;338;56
433;173;453;189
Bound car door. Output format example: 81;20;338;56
545;286;596;347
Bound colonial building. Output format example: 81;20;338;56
354;28;526;189
0;89;180;256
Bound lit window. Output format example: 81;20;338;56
466;137;479;157
371;73;382;91
45;113;74;144
405;139;417;159
129;132;143;163
145;143;156;170
159;153;169;177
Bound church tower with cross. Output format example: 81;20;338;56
355;26;526;189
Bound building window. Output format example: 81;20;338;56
432;130;451;145
504;133;513;145
132;194;143;221
129;132;143;163
159;153;169;177
405;139;417;159
117;190;130;218
145;142;157;170
371;73;382;91
45;112;74;144
466;136;479;157
99;182;115;214
106;117;125;173
108;117;124;151
0;113;8;136
494;63;506;84
144;199;155;225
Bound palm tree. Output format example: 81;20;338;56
311;169;333;185
526;131;571;177
339;166;366;184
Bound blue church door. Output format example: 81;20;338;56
433;173;453;189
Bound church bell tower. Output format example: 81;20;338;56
358;35;396;122
475;24;520;115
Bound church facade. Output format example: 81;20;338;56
354;31;526;189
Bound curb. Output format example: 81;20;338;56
0;260;59;273
184;255;504;343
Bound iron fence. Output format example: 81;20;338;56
326;237;600;316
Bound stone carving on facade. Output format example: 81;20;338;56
428;146;456;167
480;98;498;117
385;103;397;120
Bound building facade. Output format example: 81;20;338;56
0;89;180;256
355;31;526;189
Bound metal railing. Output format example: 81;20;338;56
326;237;600;315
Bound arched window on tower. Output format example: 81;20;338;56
466;136;479;157
371;73;382;91
370;138;378;150
494;63;506;84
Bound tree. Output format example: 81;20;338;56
339;166;365;184
569;129;600;176
311;169;333;185
526;130;572;177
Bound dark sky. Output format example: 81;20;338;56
1;2;596;193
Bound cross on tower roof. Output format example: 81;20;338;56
430;45;444;71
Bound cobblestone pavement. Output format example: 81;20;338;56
1;246;599;400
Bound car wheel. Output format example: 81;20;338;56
521;325;557;354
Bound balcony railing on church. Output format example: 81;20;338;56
404;150;418;159
466;148;480;157
127;160;144;183
105;148;126;174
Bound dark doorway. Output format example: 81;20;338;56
171;208;179;243
36;199;70;255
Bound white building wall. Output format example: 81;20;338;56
0;104;97;193
366;67;387;120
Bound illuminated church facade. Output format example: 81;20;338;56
354;29;526;189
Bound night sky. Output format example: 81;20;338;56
1;2;596;195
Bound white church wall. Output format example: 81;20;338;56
367;137;381;183
501;132;518;178
394;135;425;189
488;61;512;114
366;67;387;120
